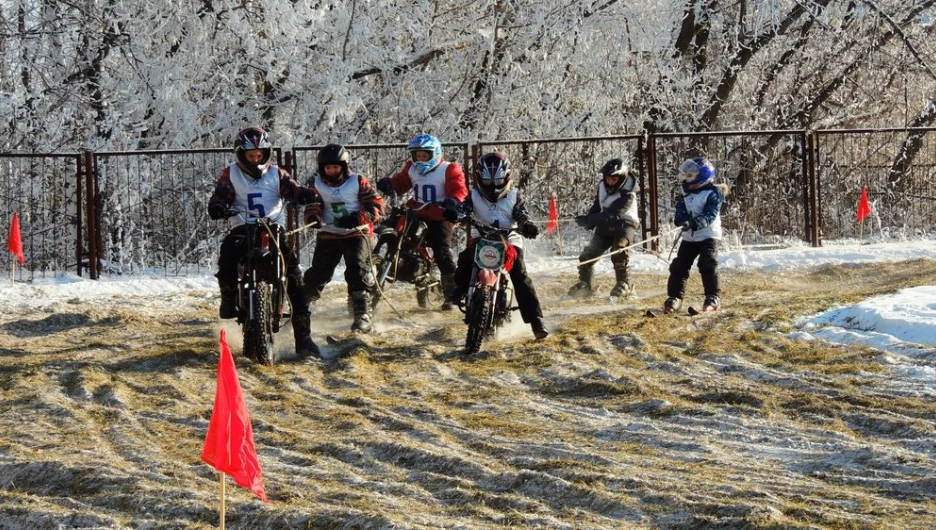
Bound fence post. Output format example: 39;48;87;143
284;150;298;251
83;150;99;280
75;154;84;277
804;132;821;247
645;133;660;252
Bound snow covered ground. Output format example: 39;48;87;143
4;237;935;349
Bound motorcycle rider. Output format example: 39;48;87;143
444;152;549;340
376;134;468;310
207;126;320;358
568;157;640;299
302;144;386;333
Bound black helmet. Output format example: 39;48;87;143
600;158;635;194
476;152;512;202
317;144;351;186
234;127;273;179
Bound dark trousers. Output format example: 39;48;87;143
667;239;720;299
425;221;456;275
216;224;308;315
455;245;543;323
303;236;373;301
578;228;635;273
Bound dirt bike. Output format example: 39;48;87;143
233;214;288;365
460;218;518;354
368;204;443;309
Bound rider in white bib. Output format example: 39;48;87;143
376;134;468;309
663;157;727;314
302;144;385;333
444;152;548;340
569;158;641;299
208;127;320;358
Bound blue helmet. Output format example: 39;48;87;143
407;134;443;175
678;157;716;190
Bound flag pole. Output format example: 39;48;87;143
219;471;226;530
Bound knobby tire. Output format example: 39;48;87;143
244;282;275;366
465;286;493;354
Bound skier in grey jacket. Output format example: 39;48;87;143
568;158;640;299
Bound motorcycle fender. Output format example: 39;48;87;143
477;268;498;287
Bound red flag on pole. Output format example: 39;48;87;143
857;187;871;221
546;195;559;235
201;329;269;503
7;212;24;265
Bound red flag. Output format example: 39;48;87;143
8;212;24;265
857;187;871;221
201;329;269;503
546;195;559;235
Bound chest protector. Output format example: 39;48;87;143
408;161;450;204
599;183;640;225
469;188;524;248
229;164;286;227
682;189;723;242
315;174;362;224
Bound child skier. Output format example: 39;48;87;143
568;158;640;299
208;126;320;358
444;152;548;340
664;157;727;314
302;144;386;333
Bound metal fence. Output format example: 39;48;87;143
1;128;933;280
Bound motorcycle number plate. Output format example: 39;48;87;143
475;241;504;269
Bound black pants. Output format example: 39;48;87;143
578;228;635;273
667;238;720;299
454;244;543;323
426;221;457;275
216;224;308;315
303;236;373;301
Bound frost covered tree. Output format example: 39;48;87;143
0;0;932;151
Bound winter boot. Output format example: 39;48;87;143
350;291;373;333
663;297;682;314
531;317;549;340
609;268;634;298
567;267;594;298
292;312;321;359
440;273;458;310
702;295;720;312
218;280;238;320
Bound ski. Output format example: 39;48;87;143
645;306;717;317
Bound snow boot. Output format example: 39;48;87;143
218;280;238;320
350;291;373;333
440;273;458;310
531;318;549;340
702;295;720;312
292;312;320;359
609;268;634;298
663;297;682;314
567;267;594;298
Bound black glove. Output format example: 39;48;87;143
335;215;360;229
376;178;394;196
681;218;696;231
520;221;539;239
574;215;592;229
444;205;459;222
208;203;230;220
296;187;317;206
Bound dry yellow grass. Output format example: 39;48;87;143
1;259;935;528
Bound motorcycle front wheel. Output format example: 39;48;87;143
243;283;276;366
464;285;493;354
